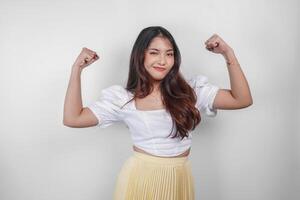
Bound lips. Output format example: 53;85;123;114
153;66;166;72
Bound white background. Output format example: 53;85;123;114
0;0;299;199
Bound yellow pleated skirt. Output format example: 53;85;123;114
113;151;195;200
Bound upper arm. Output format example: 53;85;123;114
64;107;99;128
63;85;126;128
212;89;252;110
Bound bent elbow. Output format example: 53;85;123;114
248;98;253;106
63;118;76;128
242;99;253;108
63;121;72;127
249;100;253;106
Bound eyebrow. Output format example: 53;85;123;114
148;48;174;52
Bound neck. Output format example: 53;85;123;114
152;81;161;93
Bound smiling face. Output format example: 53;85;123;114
143;36;175;82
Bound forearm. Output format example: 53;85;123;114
223;50;253;105
63;65;83;124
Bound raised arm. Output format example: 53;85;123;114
205;34;253;110
63;47;100;128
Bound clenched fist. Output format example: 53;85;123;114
204;34;233;56
72;47;99;70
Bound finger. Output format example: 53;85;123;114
83;47;96;56
206;33;220;43
208;39;220;48
90;51;99;59
205;40;214;47
205;34;217;44
89;52;99;61
205;39;213;45
214;42;219;47
87;57;98;65
83;54;93;63
208;40;219;48
206;45;213;51
86;54;93;60
93;54;99;60
83;58;89;64
92;52;99;59
206;42;215;49
86;53;99;64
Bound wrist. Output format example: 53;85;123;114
72;65;82;71
72;65;83;73
223;49;238;66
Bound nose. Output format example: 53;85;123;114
158;54;166;65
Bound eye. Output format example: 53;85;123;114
149;52;158;55
167;53;174;56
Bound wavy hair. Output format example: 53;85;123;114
122;26;201;140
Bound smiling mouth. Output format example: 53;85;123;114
153;66;166;72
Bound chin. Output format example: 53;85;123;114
151;75;166;81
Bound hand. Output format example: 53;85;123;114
204;34;233;56
72;47;99;70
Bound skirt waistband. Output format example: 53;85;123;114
133;151;189;165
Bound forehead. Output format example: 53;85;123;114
148;36;173;50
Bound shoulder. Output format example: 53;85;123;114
102;84;127;94
100;84;130;102
186;74;209;88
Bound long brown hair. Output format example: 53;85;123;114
123;26;201;140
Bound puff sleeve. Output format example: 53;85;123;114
187;75;220;117
87;85;126;128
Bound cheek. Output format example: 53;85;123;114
144;56;155;66
169;58;175;66
143;57;150;67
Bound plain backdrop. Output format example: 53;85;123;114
0;0;299;200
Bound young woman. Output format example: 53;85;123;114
63;26;253;200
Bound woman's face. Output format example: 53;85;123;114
143;36;175;81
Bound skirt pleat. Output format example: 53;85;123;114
113;151;195;200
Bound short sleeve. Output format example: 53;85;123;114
187;75;220;117
87;85;127;128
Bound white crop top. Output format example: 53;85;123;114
87;75;219;157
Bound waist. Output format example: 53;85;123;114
133;145;191;158
132;150;190;165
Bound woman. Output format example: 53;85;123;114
63;26;253;200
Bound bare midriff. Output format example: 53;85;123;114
133;145;191;158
